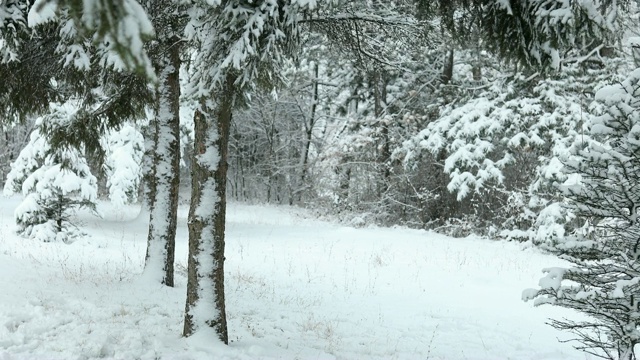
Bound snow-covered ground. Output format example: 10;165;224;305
0;196;591;359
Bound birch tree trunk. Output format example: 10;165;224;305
183;73;236;343
144;37;181;287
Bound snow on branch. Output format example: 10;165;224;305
29;0;154;76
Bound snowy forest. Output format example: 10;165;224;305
3;0;640;359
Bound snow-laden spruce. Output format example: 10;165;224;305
524;68;640;360
4;104;98;243
182;0;324;342
102;123;144;206
396;64;622;245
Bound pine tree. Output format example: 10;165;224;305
4;104;98;243
414;0;622;69
397;60;624;239
103;123;144;206
141;0;186;288
523;68;640;360
2;2;177;282
182;0;420;342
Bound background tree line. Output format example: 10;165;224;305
3;0;640;358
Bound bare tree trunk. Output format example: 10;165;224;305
373;71;390;197
473;40;482;81
338;166;351;204
619;343;636;360
144;37;181;287
441;49;454;84
183;73;235;344
300;62;319;186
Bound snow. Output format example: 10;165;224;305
495;0;513;15
538;267;567;290
27;0;58;27
0;196;593;359
292;0;317;10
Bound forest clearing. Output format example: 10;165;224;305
2;1;640;359
0;196;586;359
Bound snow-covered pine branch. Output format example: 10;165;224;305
29;0;154;75
0;0;27;63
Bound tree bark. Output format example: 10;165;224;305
144;37;181;287
183;73;236;344
140;120;157;215
441;49;454;84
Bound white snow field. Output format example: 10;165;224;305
0;195;591;359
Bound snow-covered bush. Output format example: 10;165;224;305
3;105;98;242
398;63;622;242
524;68;640;360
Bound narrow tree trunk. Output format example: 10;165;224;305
441;49;454;84
183;73;236;343
373;71;390;196
338;166;351;203
300;62;319;185
240;157;246;200
144;37;181;287
472;41;482;81
56;196;63;232
618;343;636;360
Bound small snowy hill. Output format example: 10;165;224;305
0;196;590;359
